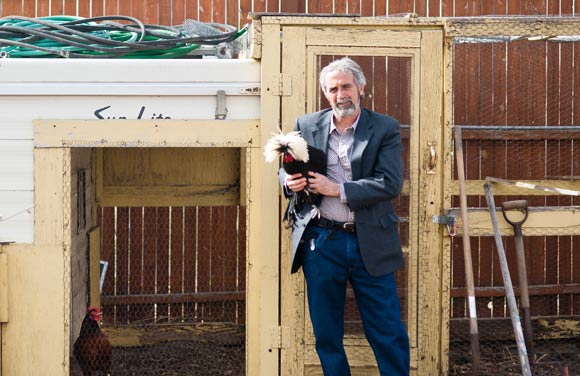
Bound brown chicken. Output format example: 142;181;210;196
73;306;112;376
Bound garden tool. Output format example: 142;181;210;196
484;182;532;376
502;199;534;369
454;127;481;375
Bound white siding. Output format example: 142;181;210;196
0;58;261;243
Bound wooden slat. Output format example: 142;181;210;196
307;28;422;48
1;1;23;15
574;237;580;314
142;207;158;322
102;291;245;305
156;207;170;322
226;0;239;28
91;0;105;17
89;227;101;309
127;207;146;323
100;184;240;207
224;206;239;322
238;206;247;323
446;207;580;236
78;0;90;17
559;236;573;315
213;0;225;22
207;206;226;320
171;0;186;25
197;207;212;320
456;128;580;140
105;0;118;15
116;207;130;324
183;207;198;318
34;120;261;148
199;0;211;21
159;0;172;25
118;0;132;21
451;283;580;297
185;0;199;20
170;207;184;320
100;207;115;324
50;0;63;16
449;179;580;196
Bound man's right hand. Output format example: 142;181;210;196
285;173;307;193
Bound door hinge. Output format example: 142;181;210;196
268;326;290;350
271;73;292;96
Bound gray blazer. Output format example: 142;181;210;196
280;108;405;277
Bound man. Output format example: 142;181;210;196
281;57;410;375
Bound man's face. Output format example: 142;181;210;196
323;70;365;120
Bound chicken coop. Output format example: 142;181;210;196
1;9;580;376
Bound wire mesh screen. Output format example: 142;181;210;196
313;54;412;344
73;205;247;376
449;35;580;375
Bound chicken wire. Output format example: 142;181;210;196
71;205;246;376
311;54;414;365
448;31;580;375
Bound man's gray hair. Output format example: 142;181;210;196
319;57;367;94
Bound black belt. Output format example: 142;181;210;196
311;217;356;233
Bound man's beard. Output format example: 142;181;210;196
333;99;357;118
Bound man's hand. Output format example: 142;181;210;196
308;172;340;197
285;173;307;193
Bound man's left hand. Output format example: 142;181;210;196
308;172;340;197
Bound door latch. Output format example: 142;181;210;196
432;214;457;236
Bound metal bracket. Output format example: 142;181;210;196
433;214;457;237
432;214;456;225
215;90;228;120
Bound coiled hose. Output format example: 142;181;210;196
0;15;248;58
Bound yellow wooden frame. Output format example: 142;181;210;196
264;17;445;376
12;118;279;376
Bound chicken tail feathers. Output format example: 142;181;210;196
263;131;310;163
283;194;301;228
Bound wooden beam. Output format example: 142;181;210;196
100;184;240;207
457;127;580;140
33;119;260;148
102;291;245;305
449;180;580;196
450;283;580;298
446;207;580;236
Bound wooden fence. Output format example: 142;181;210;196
97;206;246;325
2;0;579;29
3;0;580;349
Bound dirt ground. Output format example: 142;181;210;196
70;322;245;376
448;339;580;376
69;322;578;375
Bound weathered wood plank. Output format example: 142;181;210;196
34;119;260;148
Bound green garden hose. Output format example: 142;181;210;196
0;15;248;58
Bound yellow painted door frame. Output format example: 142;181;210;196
260;16;444;376
31;118;279;376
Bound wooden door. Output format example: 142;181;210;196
277;20;444;376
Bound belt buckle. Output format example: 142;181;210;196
342;222;355;232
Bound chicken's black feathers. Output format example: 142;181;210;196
264;131;327;227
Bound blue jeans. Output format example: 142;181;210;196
302;225;410;376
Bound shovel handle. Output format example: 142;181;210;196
502;200;529;226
